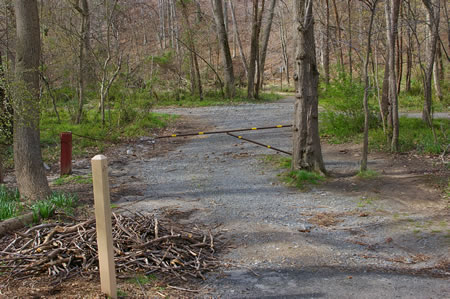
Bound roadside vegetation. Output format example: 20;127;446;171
319;74;449;155
0;185;77;221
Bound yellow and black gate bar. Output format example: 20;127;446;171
156;124;292;139
226;132;292;155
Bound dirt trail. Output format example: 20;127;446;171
111;97;449;298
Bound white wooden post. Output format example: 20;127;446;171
91;155;117;299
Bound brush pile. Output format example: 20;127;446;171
0;212;221;283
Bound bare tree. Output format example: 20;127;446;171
13;0;51;200
331;0;344;67
247;0;265;99
70;0;91;124
98;0;122;126
230;0;248;76
292;0;326;174
212;0;235;98
257;0;277;90
278;6;290;85
180;0;203;100
421;0;440;126
385;0;400;151
361;0;379;171
323;0;330;84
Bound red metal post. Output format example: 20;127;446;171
60;132;72;176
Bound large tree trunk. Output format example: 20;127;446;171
247;0;264;99
385;0;400;151
75;0;90;124
421;0;440;126
212;0;235;98
292;0;326;174
258;0;277;90
13;0;51;200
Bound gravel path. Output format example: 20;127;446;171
118;97;449;298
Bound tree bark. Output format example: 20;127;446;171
278;7;290;85
405;15;413;93
258;0;277;90
385;0;400;151
247;0;264;99
361;0;379;171
212;0;235;98
433;44;443;101
421;0;440;126
75;0;90;124
347;0;353;82
13;0;51;200
292;0;326;174
323;0;330;84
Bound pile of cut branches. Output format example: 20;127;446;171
0;212;221;283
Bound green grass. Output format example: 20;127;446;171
153;88;282;107
357;169;379;179
397;78;448;112
357;197;377;208
127;274;157;285
262;155;292;169
31;191;78;220
370;117;449;154
0;185;21;220
39;108;174;163
282;170;324;190
318;79;379;144
53;174;92;186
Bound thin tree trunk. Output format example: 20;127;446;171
361;0;379;171
396;3;403;94
247;0;260;99
258;0;277;90
324;0;330;84
13;0;51;200
347;0;353;82
385;0;400;151
75;0;90;124
278;8;290;85
421;0;440;126
433;44;443;100
181;0;203;99
212;0;235;98
230;0;248;76
331;0;344;68
254;0;265;99
292;0;326;174
405;17;413;92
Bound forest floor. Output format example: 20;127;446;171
1;96;449;298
